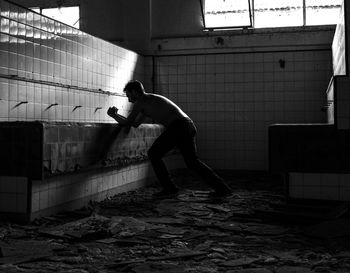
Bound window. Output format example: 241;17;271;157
203;0;252;29
201;0;342;30
31;6;80;29
254;0;303;28
305;0;342;26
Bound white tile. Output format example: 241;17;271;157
303;173;321;187
16;177;27;194
302;186;321;200
0;193;16;212
31;192;40;212
339;174;350;187
0;176;17;193
48;188;57;207
320;173;339;187
289;185;303;198
320;186;339;200
16;194;27;213
339;187;350;201
39;190;49;210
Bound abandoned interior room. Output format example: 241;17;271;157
0;0;350;272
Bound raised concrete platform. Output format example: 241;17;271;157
0;122;180;222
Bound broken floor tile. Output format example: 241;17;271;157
215;222;243;232
303;219;350;239
0;240;55;265
158;234;183;239
185;265;218;273
107;258;146;268
38;214;110;241
131;262;186;273
220;257;262;267
244;224;290;236
182;231;208;241
275;266;314;273
211;247;226;254
208;252;227;260
96;238;148;246
109;216;159;236
226;268;273;273
139;217;186;225
194;240;214;251
262;257;279;264
206;204;231;213
261;250;301;262
147;250;207;261
155;226;186;235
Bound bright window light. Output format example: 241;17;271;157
305;0;342;26
204;0;252;29
202;0;342;30
254;0;303;28
31;6;80;29
31;8;40;13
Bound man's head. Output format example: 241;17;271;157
123;80;145;103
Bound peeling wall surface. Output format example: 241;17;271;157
0;121;164;179
42;123;164;177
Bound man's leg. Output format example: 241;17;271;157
148;129;178;192
176;121;231;194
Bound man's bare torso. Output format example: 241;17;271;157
135;94;188;127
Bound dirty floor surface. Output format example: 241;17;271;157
0;172;350;273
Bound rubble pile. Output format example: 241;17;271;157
0;172;349;273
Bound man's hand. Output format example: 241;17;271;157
107;106;118;117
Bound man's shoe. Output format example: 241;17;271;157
153;188;179;199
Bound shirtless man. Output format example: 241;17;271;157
107;80;231;198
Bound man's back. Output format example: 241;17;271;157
136;93;189;127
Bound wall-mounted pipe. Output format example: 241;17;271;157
45;103;59;110
73;105;82;111
94;107;102;113
12;101;28;109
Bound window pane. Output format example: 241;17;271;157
306;0;342;26
31;8;40;13
41;6;79;28
254;0;303;28
204;0;251;28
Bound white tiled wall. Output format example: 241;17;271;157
30;162;155;217
0;0;145;122
289;172;350;201
335;77;350;129
0;161;164;219
0;176;27;213
0;0;168;220
155;51;332;171
0;77;137;122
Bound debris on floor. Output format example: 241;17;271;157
0;171;349;272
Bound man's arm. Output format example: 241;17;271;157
107;105;142;128
132;113;145;128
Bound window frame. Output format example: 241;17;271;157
31;5;80;29
200;0;341;31
200;0;253;30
